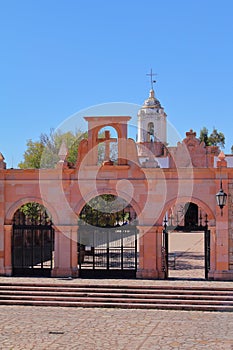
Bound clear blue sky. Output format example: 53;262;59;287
1;0;233;167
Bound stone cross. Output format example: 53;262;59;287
97;130;117;162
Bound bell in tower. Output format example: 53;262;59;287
137;70;167;145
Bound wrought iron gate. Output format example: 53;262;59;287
162;223;169;279
78;195;138;278
78;225;138;278
12;208;54;277
204;229;210;279
162;206;210;279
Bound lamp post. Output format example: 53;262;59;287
216;179;227;216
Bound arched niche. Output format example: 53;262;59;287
97;126;118;165
84;116;131;165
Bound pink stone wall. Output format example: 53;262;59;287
0;118;232;280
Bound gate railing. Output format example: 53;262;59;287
163;211;210;279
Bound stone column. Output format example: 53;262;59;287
156;226;165;278
210;155;233;279
0;224;4;275
211;176;230;280
51;225;78;278
118;138;127;165
0;174;5;275
4;225;12;276
208;226;216;279
136;225;159;279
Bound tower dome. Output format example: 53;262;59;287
143;89;161;109
137;86;167;144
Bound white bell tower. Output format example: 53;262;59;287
137;71;167;144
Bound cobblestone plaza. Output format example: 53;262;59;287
1;276;233;349
0;299;233;349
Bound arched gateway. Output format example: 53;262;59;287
78;195;138;278
12;203;54;276
1;89;233;280
162;202;210;279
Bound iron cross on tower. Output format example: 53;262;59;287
146;68;157;90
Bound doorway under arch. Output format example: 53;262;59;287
12;202;54;277
78;194;138;278
184;202;198;227
162;202;210;280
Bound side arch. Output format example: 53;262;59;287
5;196;59;224
160;196;215;224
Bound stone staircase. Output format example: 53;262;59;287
0;282;233;311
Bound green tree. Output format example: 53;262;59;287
19;202;50;221
199;127;210;146
18;140;45;169
18;129;87;169
199;127;225;148
79;195;132;227
18;130;88;219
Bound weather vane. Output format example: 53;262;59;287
146;68;157;90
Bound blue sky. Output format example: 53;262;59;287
1;0;233;167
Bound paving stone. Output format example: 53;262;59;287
0;304;233;349
1;277;233;349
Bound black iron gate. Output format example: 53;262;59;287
78;195;138;278
162;208;210;279
78;225;138;278
162;224;169;279
204;229;210;279
12;207;54;277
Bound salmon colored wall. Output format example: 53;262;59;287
0;116;232;279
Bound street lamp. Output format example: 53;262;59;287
216;180;227;216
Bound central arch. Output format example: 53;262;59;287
77;194;138;278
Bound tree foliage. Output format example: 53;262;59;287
18;129;87;169
199;127;225;148
79;195;132;227
18;140;45;169
20;202;42;219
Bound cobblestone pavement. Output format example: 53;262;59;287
0;304;233;350
0;231;232;350
1;231;233;349
1;276;233;349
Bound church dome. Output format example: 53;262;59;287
143;89;161;109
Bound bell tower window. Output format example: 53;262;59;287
147;122;154;141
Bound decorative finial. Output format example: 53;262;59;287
217;150;227;168
0;152;6;169
0;152;4;161
218;151;225;161
146;68;157;90
58;140;68;162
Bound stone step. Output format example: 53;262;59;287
0;298;233;312
1;284;233;296
1;282;233;292
1;282;233;311
0;290;233;301
1;294;233;306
